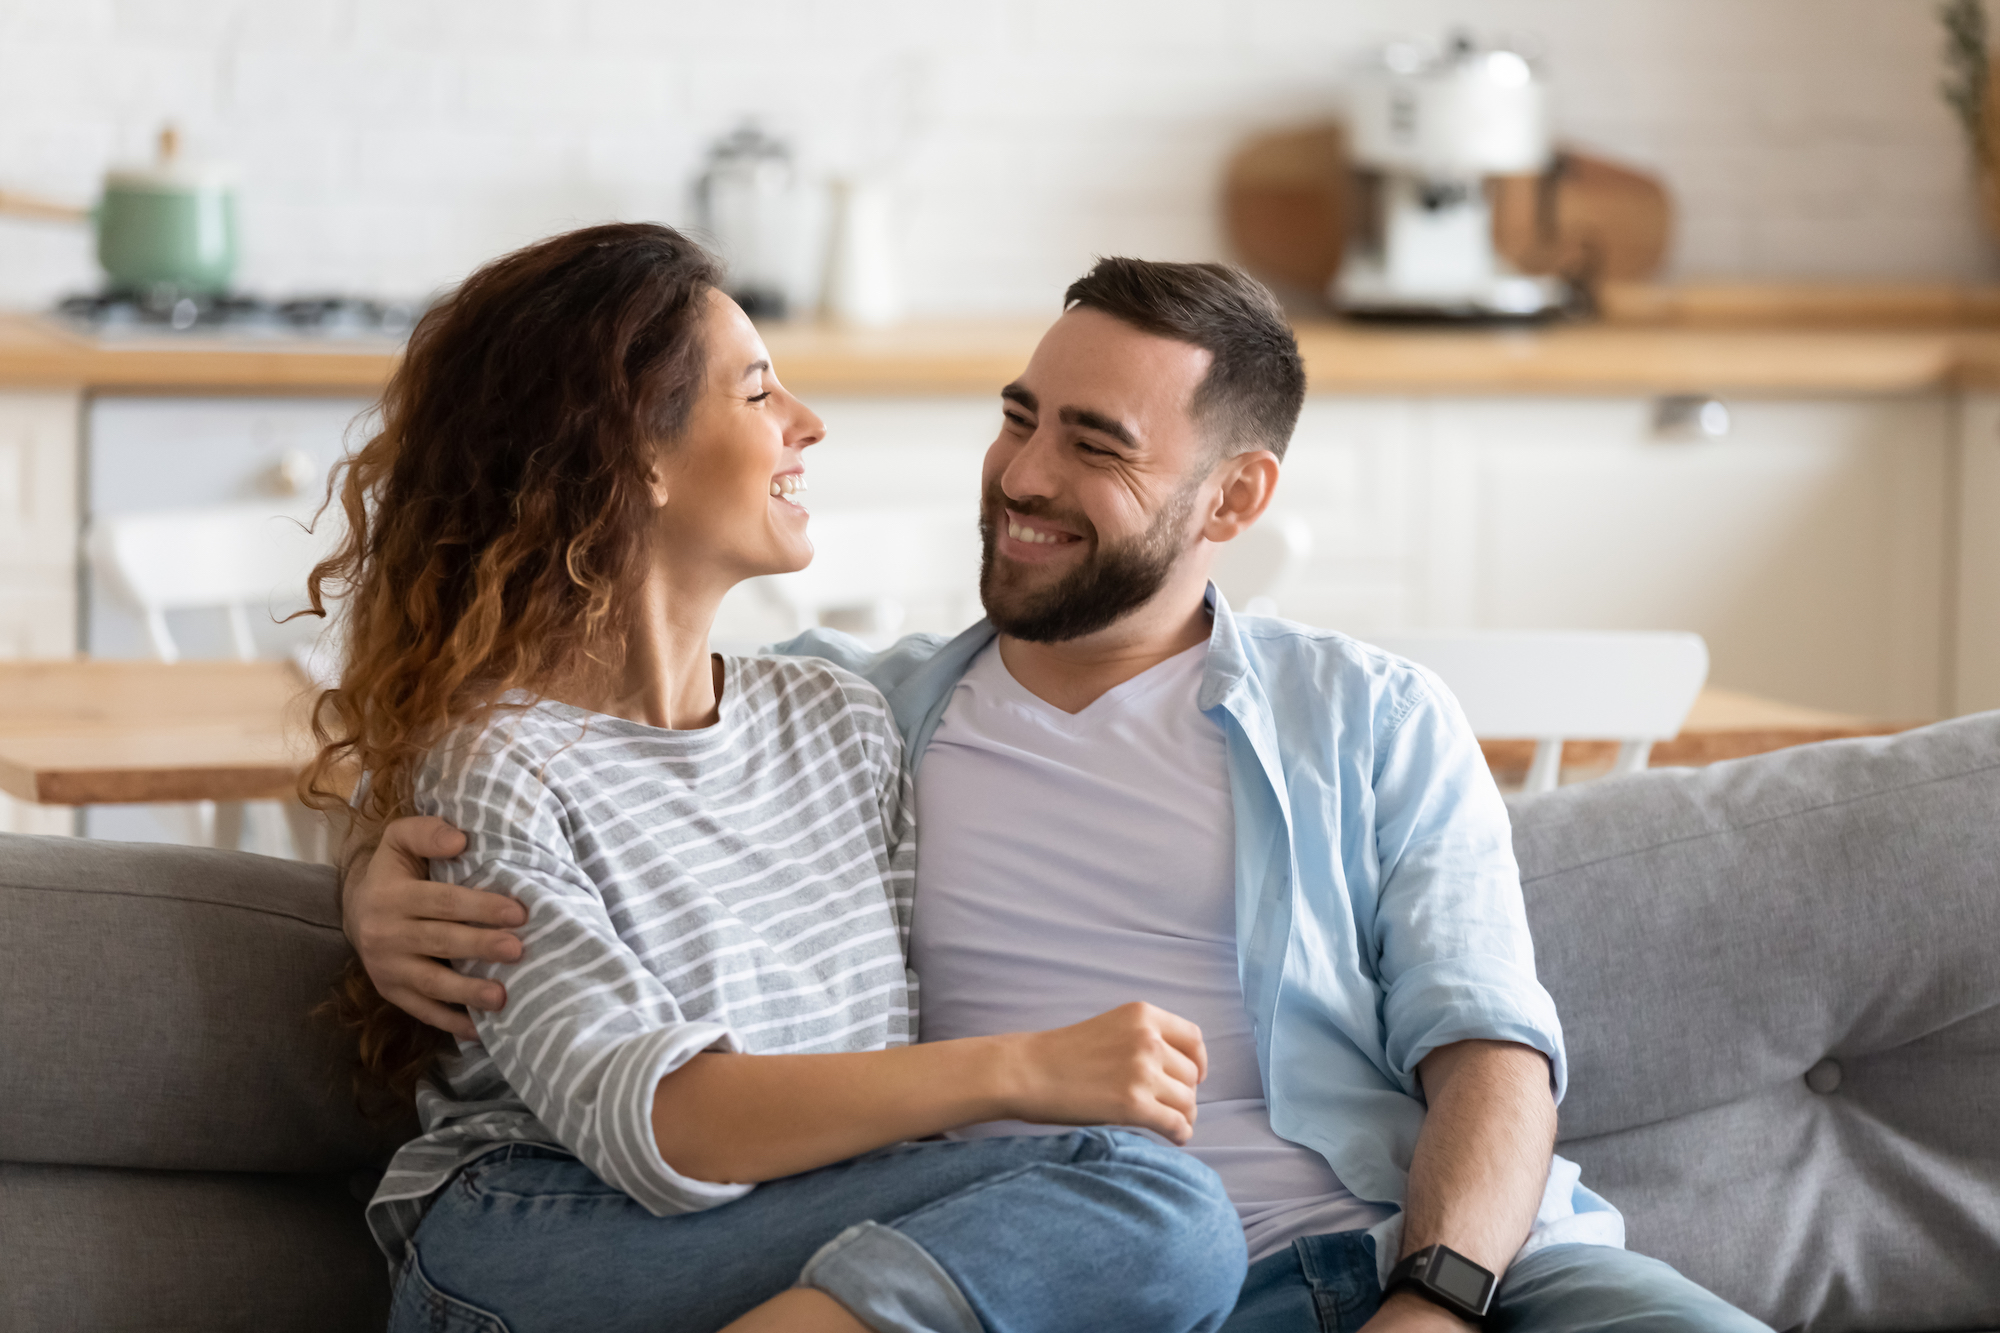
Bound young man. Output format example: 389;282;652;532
347;259;1768;1332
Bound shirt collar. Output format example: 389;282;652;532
1198;581;1254;713
1196;582;1292;812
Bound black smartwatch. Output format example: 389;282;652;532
1384;1244;1496;1324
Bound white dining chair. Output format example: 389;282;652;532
86;501;338;858
1364;630;1710;794
1212;512;1313;616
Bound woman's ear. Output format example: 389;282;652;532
645;461;672;510
1200;450;1280;544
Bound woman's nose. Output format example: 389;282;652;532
791;399;826;449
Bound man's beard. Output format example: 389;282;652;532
977;479;1198;643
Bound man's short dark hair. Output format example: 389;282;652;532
1062;257;1306;462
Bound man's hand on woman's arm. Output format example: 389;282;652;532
341;814;528;1041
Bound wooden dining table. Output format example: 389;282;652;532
0;658;321;807
1476;687;1921;785
0;658;1921;818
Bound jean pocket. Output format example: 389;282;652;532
1295;1231;1381;1333
389;1250;511;1333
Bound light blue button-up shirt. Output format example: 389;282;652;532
773;585;1622;1269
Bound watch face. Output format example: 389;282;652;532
1429;1249;1495;1307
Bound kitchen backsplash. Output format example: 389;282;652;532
0;0;1990;311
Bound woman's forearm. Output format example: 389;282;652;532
651;1000;1211;1185
650;1037;1019;1184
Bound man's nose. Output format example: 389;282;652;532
999;425;1061;502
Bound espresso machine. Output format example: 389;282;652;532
1332;35;1571;320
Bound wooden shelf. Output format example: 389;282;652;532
8;283;2000;397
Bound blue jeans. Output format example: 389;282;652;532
388;1130;1247;1333
1220;1233;1774;1332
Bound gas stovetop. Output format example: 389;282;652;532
54;292;423;342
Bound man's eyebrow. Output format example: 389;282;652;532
1059;406;1138;450
1000;383;1037;411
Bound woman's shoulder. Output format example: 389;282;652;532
729;653;899;745
414;701;582;804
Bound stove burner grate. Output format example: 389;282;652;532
55;291;423;340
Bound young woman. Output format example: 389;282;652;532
303;223;1246;1333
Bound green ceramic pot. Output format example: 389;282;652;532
96;166;238;296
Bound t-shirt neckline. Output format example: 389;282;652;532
981;639;1208;728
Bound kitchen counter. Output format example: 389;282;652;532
0;313;402;394
6;283;2000;396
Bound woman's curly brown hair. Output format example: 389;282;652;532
299;222;722;1100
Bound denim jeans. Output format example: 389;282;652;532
387;1129;1247;1333
1220;1233;1775;1333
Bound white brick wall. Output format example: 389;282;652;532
0;0;1991;312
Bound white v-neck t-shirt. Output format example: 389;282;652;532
912;639;1393;1262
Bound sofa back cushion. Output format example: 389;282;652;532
1514;713;2000;1333
0;833;414;1173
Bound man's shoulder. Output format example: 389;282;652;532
763;627;952;676
761;626;979;724
1231;614;1447;733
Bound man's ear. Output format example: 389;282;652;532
1199;450;1280;544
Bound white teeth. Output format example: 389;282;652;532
1008;518;1063;545
770;475;808;500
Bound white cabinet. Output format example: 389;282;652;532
0;383;1977;834
1955;394;2000;715
85;396;371;662
1415;396;1953;720
1263;398;1420;633
0;390;81;657
745;391;1961;720
0;389;82;834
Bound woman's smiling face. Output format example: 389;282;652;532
651;288;824;590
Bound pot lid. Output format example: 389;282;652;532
104;126;237;191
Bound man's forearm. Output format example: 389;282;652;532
1399;1039;1557;1277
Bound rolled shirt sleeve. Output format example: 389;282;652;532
1369;674;1569;1103
420;738;757;1216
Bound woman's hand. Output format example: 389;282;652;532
996;1002;1209;1145
342;814;528;1039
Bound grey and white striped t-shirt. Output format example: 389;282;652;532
365;654;917;1265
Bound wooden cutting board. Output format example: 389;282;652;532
1222;123;1673;298
1491;152;1673;284
1221;122;1351;299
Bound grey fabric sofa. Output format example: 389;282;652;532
3;715;1996;1333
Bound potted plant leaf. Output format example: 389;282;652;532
1941;0;2000;237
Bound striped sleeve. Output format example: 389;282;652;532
416;731;756;1217
860;683;919;964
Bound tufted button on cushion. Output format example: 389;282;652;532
1512;713;2000;1333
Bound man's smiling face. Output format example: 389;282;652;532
978;306;1218;642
